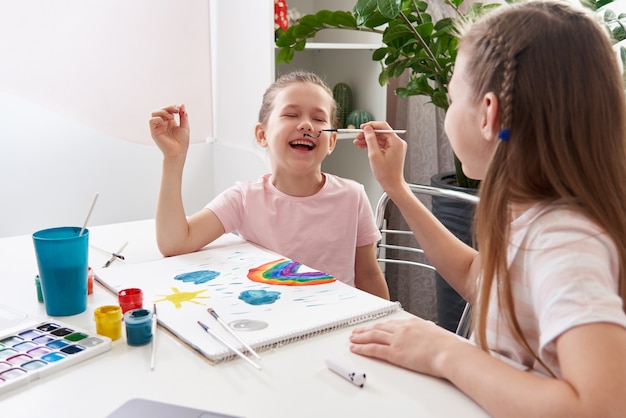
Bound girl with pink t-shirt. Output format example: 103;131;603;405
149;71;389;300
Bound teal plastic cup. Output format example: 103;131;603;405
32;227;89;316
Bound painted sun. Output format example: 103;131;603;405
154;287;211;309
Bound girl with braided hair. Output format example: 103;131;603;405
349;1;626;416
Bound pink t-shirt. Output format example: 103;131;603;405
482;202;626;377
205;173;381;287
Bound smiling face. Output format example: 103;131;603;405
255;81;337;177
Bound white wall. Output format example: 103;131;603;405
0;1;213;146
0;1;274;238
208;0;273;193
0;92;213;238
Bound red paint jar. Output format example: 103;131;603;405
118;288;143;313
87;266;94;295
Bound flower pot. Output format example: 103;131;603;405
430;172;477;332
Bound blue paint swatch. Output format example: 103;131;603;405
238;289;281;305
46;340;69;349
174;270;220;284
41;352;66;363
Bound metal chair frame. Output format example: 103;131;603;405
374;183;479;338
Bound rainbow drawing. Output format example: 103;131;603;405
247;259;335;286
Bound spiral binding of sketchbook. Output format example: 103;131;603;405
95;234;402;363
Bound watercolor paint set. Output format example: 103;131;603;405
0;319;112;395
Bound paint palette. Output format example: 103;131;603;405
0;320;111;395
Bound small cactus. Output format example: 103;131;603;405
346;109;373;129
333;83;352;128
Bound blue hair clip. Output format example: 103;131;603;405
498;128;510;142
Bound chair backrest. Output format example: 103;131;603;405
374;183;479;338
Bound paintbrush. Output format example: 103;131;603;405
79;192;99;236
197;321;261;370
103;241;128;268
207;308;260;359
150;304;157;370
322;128;406;134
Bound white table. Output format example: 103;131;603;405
0;219;490;418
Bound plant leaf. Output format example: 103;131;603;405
275;47;294;64
377;0;402;18
361;12;393;28
355;0;378;18
329;10;358;27
292;24;317;38
299;15;322;28
372;47;389;61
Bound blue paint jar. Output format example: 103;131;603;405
124;308;153;346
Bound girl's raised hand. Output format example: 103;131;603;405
149;104;190;158
353;121;408;193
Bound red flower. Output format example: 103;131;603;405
274;0;288;31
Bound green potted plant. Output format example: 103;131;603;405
276;0;626;187
276;0;497;190
276;0;626;330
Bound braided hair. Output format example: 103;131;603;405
458;0;626;376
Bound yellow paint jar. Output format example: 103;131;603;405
94;305;123;341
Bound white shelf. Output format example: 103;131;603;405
273;0;385;208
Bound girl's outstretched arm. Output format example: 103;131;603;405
355;122;478;301
149;104;224;256
350;318;626;418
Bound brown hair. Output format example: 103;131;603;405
257;71;339;128
460;1;626;373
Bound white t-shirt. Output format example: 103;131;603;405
205;173;381;287
483;202;626;377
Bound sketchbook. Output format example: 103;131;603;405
94;234;401;363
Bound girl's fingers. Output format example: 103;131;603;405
151;105;182;120
179;104;189;129
149;116;167;130
150;104;188;131
349;328;394;346
362;126;381;153
160;104;181;114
